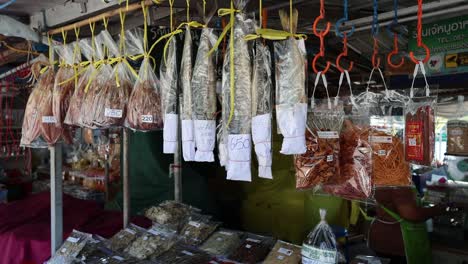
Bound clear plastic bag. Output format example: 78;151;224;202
125;227;177;260
108;224;146;252
223;0;254;181
181;26;195;161
65;38;95;126
155;243;212;264
302;209;338;264
94;30;135;128
126;29;164;131
229;233;275;264
252;41;273;179
47;230;92;264
144;200;195;232
405;62;435;166
263;240;302;264
179;214;220;246
39;68;63;145
160;37;179;153
199;229;243;257
274;9;307;155
192;21;217;162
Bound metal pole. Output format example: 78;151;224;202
122;128;130;228
104;130;110;202
173;97;182;202
50;143;63;256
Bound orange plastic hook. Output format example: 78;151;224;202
371;38;381;68
409;43;430;64
312;53;331;75
336;34;354;72
387;34;404;68
312;16;331;37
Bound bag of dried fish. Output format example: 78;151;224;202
222;0;255;182
192;11;218;162
47;230;92;264
93;30;135;128
74;235;109;263
39;68;63;145
126;28;164;131
229;234;275;264
160;37;179;154
125;227;177;260
252;40;273;179
144;200;194;231
263;240;302;264
274;9;307;155
108;224;146;252
65;38;95;126
21;63;52;147
179;214;220;246
155;243;212;264
199;229;243;257
295;75;344;190
181;26;195;161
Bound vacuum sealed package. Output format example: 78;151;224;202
263;240;302;264
126;29;164;131
74;235;110;263
229;233;275;264
222;0;254;182
39;68;63;145
192;14;217;162
199;229;243;257
181;25;195;161
252;40;273;179
47;230;92;264
274;9;307;155
302;209;338;264
405;62;435;166
295;73;344;190
21;64;54;147
94;30;135;128
52;43;78;129
160;37;179;154
447;120;468;155
144;200;195;232
65;38;95;126
125;227;177;260
108;224;146;252
179;214;220;246
155;243;212;264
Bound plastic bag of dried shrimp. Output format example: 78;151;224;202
95;30;136;128
192;10;218;162
274;9;308;155
222;0;255;182
39;67;63;145
160;37;178;154
295;73;344;190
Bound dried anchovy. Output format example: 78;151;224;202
79;74;102;128
125;229;176;260
94;78;132;128
155;243;212;264
199;229;242;256
263;240;302;264
144;201;193;231
52;67;75;127
39;69;63;145
229;236;274;264
49;230;92;263
65;66;92;126
108;224;145;252
74;235;109;263
179;219;220;246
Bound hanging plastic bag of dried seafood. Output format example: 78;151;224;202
252;40;273;179
180;26;195;161
39;67;63;145
222;0;255;182
65;38;95;126
192;8;218;162
274;9;307;155
126;29;164;131
160;37;179;154
95;30;135;128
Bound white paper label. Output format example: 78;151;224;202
317;131;339;139
277;103;307;155
378;150;387;156
61;248;67;253
245;244;252;249
188;221;201;228
369;136;393;144
124;228;136;235
66;236;80;243
42;116;57;124
278;247;293;256
302;244;336;264
141;115;153;123
143;236;148;241
194;120;216;162
219;231;233;236
181;250;194;256
112;256;124;261
246;238;261;243
216;237;223;241
408;137;417;146
104;108;123;118
148;229;161;236
277;255;285;260
326;155;333;162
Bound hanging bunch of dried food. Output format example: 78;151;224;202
274;9;307;155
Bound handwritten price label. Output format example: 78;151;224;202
42;116;57;124
141;115;153;123
104;108;123;118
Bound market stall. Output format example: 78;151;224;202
0;0;468;263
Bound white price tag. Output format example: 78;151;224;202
181;250;194;256
188;221;201;228
42;116;57;124
66;236;80;243
141;114;153;123
219;231;233;236
104;108;123;118
326;155;333;162
148;229;161;236
369;136;393;144
317;131;339;139
143;236;148;241
408;137;417;146
378;150;387;156
112;256;124;261
216;237;223;241
124;228;136;235
277;255;285;260
278;247;293;256
61;248;67;253
245;244;252;249
246;238;261;243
